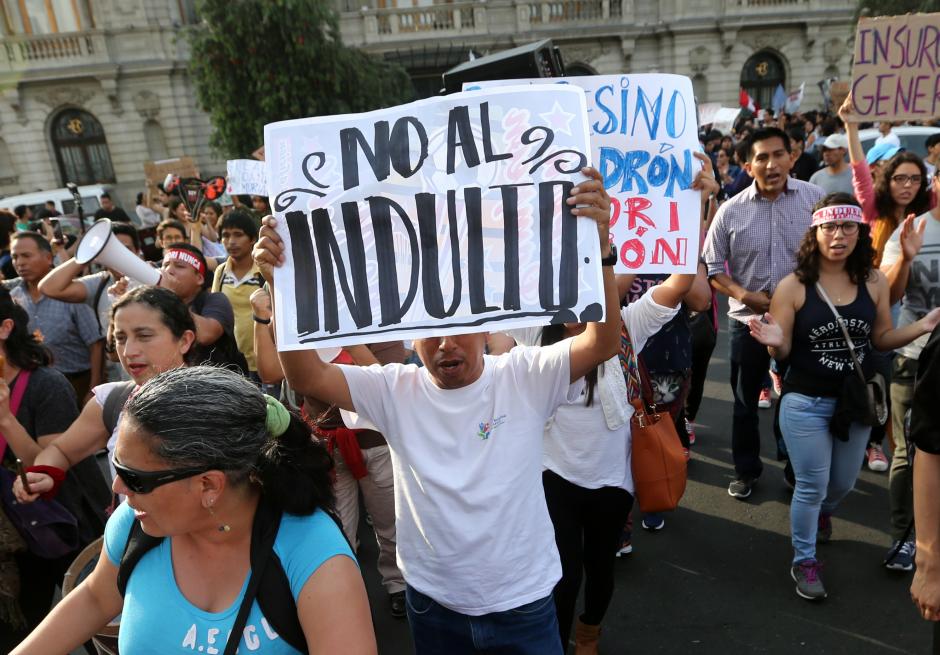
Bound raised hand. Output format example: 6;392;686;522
900;213;926;262
252;215;285;284
566;167;612;250
691;151;720;201
748;313;784;347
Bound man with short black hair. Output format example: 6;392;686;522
4;231;104;402
787;128;819;182
211;209;262;376
93;192;132;223
704;126;825;499
161;242;245;374
13;204;32;231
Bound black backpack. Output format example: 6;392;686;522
116;499;309;653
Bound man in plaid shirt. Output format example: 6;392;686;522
702;127;824;500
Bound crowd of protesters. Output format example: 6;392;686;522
0;90;938;654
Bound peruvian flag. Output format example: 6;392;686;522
739;88;756;113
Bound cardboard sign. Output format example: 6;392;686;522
851;13;940;121
144;157;199;197
226;159;267;196
265;86;605;350
829;80;850;112
468;75;702;274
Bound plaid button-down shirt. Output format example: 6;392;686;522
703;178;825;323
4;279;103;374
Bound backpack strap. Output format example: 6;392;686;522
102;381;137;436
117;518;162;597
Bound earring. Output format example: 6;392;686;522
206;501;231;533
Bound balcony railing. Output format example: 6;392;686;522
526;1;621;24
373;3;482;36
0;31;109;71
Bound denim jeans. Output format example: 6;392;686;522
779;393;870;563
405;586;563;655
728;320;786;478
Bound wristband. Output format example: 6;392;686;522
601;245;618;267
26;465;67;500
253;314;272;325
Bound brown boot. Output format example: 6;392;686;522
574;618;601;655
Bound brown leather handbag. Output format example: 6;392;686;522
620;323;688;513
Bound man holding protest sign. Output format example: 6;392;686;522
703;127;825;499
254;164;620;654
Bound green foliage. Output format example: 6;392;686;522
187;0;414;158
856;0;940;18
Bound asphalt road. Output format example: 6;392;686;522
356;302;934;655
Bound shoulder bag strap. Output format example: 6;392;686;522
0;370;32;459
92;276;110;333
814;282;867;384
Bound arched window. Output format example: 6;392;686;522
51;108;115;185
144;119;169;161
740;51;785;112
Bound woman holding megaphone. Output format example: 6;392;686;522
13;286;196;504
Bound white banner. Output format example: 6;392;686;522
226;159;267;195
468;75;702;274
265;86;605;350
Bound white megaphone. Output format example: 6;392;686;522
75;219;161;286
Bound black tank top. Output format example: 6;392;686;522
785;279;877;397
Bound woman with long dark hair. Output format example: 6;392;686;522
12;366;375;655
13;286;196;501
748;193;940;601
0;287;110;651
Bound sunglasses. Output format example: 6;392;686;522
113;459;210;494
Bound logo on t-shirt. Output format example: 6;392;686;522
477;414;507;440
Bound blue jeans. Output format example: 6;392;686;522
779;393;870;563
728;321;787;478
405;586;563;655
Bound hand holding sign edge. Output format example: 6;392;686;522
567;166;612;251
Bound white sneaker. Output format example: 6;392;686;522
758;388;772;409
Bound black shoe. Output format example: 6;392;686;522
389;591;406;618
728;477;755;499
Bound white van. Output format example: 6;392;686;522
0;184;116;221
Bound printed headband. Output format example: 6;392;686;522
811;204;863;227
164;248;206;276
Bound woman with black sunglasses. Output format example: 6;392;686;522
12;366;375;655
13;286;195;503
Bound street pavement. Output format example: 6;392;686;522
357;301;933;654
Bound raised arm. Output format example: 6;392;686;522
838;94;878;224
250;286;286;385
252;217;355;411
871;271;940;351
568;167;620;383
881;214;923;305
37;259;91;303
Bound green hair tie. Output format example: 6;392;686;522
263;394;291;437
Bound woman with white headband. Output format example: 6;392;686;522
748;192;940;602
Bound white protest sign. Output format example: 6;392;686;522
265;86;605;350
226;159;267;195
711;107;741;135
467;75;702;274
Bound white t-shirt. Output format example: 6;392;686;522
511;292;679;492
92;381;135;478
340;340;580;615
882;212;940;360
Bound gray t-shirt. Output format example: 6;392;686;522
808;166;854;196
882;212;940;359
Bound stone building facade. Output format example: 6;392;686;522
0;0;857;201
0;0;218;204
336;0;857;108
